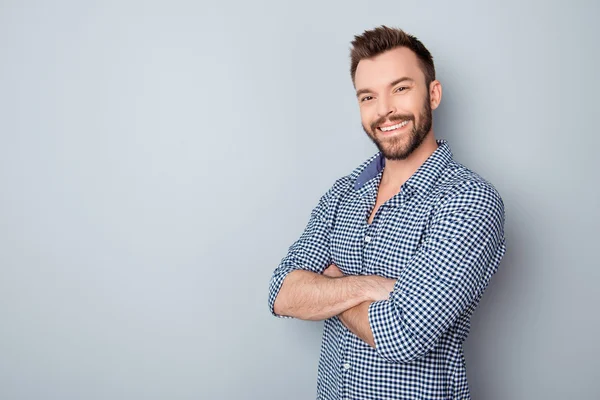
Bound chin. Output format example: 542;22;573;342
383;150;411;160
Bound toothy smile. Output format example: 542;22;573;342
378;120;410;132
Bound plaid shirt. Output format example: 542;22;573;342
268;140;506;400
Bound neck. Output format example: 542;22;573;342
380;131;438;189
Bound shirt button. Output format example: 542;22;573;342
343;363;351;370
364;236;371;243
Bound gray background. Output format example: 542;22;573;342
1;0;598;399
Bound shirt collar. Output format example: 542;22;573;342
353;139;453;196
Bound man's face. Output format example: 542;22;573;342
354;47;434;160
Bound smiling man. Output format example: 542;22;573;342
268;26;506;400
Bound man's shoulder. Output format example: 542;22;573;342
434;159;504;212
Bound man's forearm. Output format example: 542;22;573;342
273;270;372;321
338;301;376;348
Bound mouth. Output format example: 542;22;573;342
377;120;410;135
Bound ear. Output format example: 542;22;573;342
429;80;442;110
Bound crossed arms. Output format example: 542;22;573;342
273;265;396;347
268;183;506;362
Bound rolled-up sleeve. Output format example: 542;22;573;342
267;185;335;318
368;184;507;362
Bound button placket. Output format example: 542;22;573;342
362;224;375;274
362;204;381;274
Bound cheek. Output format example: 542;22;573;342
359;106;376;127
409;94;427;115
361;115;370;129
392;97;418;115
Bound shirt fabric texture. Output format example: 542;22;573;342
268;140;507;400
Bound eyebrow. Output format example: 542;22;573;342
355;77;415;98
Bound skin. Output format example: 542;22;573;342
273;269;395;321
274;46;443;349
355;46;442;195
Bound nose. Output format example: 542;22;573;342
376;95;396;118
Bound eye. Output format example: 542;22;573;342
394;86;408;93
360;96;373;102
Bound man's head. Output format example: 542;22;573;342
350;26;441;160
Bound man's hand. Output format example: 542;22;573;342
323;264;395;302
365;275;396;301
333;272;395;349
323;264;344;278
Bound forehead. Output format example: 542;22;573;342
354;46;424;89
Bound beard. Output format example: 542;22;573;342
362;94;433;161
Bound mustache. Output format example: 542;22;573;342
370;113;414;132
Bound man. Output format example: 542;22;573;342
268;25;506;400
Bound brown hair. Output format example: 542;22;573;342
350;25;435;87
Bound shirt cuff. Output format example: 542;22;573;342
268;265;297;319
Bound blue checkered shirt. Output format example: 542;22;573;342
268;140;506;399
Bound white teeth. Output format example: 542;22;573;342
380;120;408;132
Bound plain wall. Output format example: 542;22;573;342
1;0;599;399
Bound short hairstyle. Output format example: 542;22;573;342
350;25;436;87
